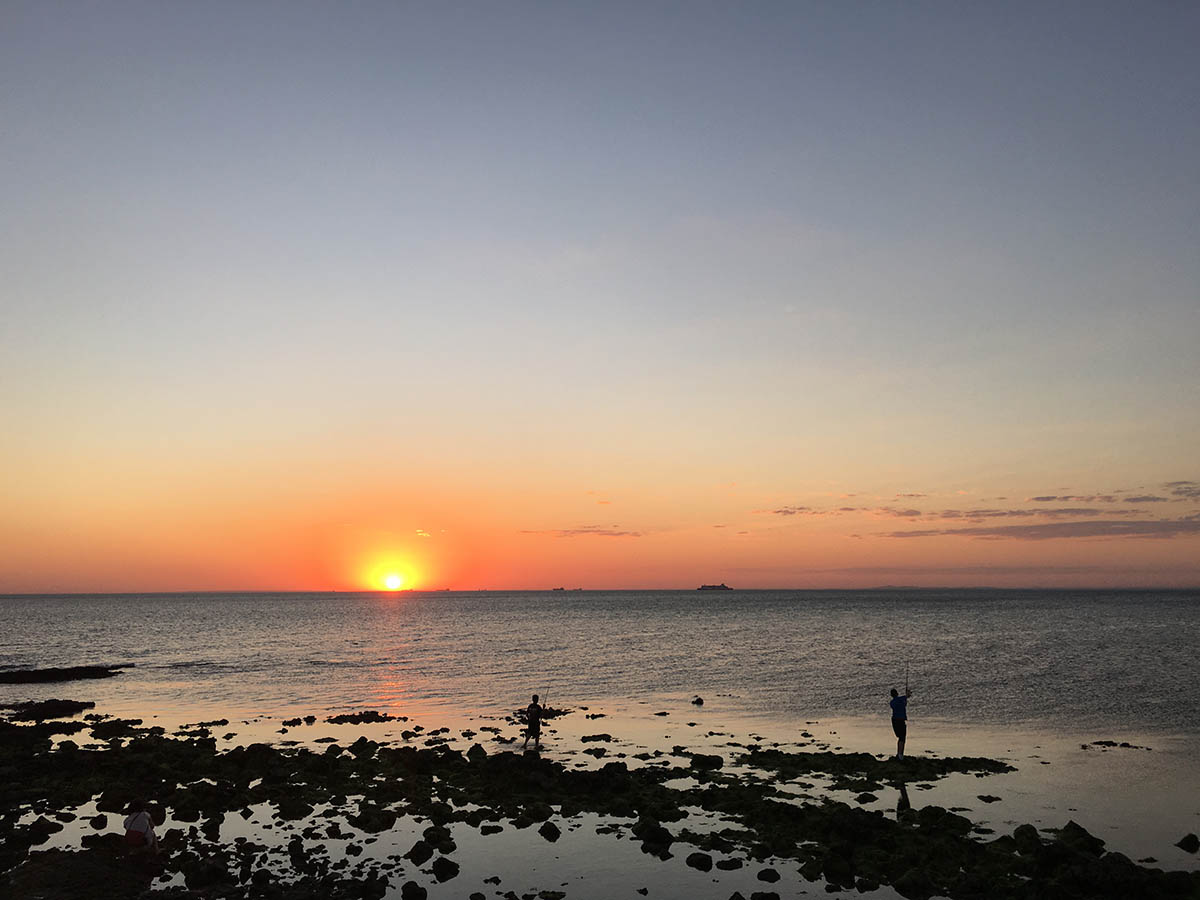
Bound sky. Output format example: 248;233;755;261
2;2;1198;591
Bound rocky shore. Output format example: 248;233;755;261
2;703;1198;900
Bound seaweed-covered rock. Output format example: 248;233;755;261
1176;833;1199;854
538;820;561;842
686;851;713;871
401;881;428;900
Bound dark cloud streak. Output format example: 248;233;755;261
882;519;1200;541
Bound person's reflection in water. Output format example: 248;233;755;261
894;780;911;818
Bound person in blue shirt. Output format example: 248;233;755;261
889;686;912;758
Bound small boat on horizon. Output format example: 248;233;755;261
697;583;732;591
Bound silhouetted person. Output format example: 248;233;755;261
522;694;543;750
890;686;912;758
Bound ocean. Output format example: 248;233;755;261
2;588;1198;734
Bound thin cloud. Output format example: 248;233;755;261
1123;495;1169;503
1165;480;1200;499
881;519;1200;541
520;526;643;538
936;507;1136;520
1027;495;1118;503
873;507;923;518
758;506;812;516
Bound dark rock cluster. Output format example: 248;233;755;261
1;710;1197;900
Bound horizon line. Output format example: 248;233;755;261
3;584;1199;597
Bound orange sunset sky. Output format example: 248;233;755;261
3;5;1198;592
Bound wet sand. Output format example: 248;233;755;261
3;692;1198;899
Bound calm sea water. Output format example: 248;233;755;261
2;589;1198;734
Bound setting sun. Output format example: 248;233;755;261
383;573;404;591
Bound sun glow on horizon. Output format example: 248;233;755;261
362;555;422;592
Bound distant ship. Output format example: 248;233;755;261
697;583;732;591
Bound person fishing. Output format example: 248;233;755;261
522;693;544;750
890;682;912;759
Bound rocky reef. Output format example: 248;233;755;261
1;710;1197;900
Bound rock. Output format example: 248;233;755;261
430;856;459;882
631;816;673;857
401;881;427;900
977;794;1002;803
27;816;64;844
326;710;397;725
183;856;233;889
466;742;487;762
689;753;723;770
893;866;934;899
1057;819;1106;856
405;840;434;865
915;805;973;835
749;893;779;900
1176;833;1199;853
716;858;743;870
276;796;314;821
525;802;554;822
88;814;107;830
756;868;780;882
350;804;397;833
686;852;713;871
854;792;877;804
581;733;612;742
350;735;379;758
0;665;130;684
3;848;150;898
538;821;561;842
480;824;503;835
1013;823;1042;854
692;696;704;705
3;698;96;721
